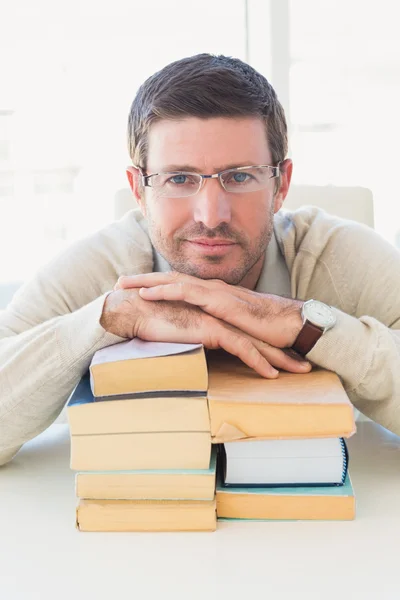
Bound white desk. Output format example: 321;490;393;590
1;422;400;600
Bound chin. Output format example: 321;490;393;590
177;262;246;285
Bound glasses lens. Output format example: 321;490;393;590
221;166;274;193
149;172;202;198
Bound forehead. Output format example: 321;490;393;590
146;116;271;172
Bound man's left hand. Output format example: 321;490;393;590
115;272;304;349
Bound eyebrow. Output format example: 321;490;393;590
153;162;261;174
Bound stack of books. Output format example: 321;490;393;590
67;343;356;531
207;351;356;521
67;340;217;532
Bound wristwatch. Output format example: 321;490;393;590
292;299;336;356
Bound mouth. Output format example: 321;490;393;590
185;238;237;255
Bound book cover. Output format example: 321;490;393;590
76;498;217;532
67;372;210;435
207;352;356;442
70;430;212;471
216;473;356;521
89;340;208;398
75;447;217;501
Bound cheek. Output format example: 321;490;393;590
147;198;192;236
233;195;273;233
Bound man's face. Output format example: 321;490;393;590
131;116;292;286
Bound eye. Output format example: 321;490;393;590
232;171;251;183
168;174;188;185
224;170;257;186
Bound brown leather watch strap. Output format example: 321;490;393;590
292;321;324;357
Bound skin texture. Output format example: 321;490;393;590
101;116;308;378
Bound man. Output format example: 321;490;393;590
1;53;400;466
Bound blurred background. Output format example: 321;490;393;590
1;0;399;298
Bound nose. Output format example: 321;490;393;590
192;178;232;229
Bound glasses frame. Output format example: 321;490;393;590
130;163;281;197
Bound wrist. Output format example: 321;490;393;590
286;299;304;346
291;299;337;356
100;290;132;338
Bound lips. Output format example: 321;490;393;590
188;238;235;246
184;238;237;256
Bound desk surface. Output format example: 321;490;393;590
1;421;400;600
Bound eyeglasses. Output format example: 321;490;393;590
133;164;281;198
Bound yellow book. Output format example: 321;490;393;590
89;340;207;398
216;474;355;521
75;448;217;500
76;498;217;532
68;393;209;436
70;431;211;471
67;372;211;471
207;352;356;442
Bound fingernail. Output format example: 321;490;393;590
300;362;311;369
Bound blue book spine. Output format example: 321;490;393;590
67;371;94;407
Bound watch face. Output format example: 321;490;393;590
304;300;336;328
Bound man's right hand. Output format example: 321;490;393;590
100;288;311;379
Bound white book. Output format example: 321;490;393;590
222;437;348;486
91;339;202;366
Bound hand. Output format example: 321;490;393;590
115;272;305;348
101;287;311;379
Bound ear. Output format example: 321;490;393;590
273;159;293;213
126;166;147;215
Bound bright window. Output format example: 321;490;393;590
288;0;400;245
1;0;399;291
0;0;247;283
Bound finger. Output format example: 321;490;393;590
257;345;312;374
119;272;259;307
209;325;279;379
117;272;193;289
226;324;311;373
140;282;251;329
119;271;251;298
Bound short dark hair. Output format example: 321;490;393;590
127;53;288;171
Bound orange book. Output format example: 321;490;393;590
89;340;207;399
70;430;211;471
216;474;355;521
67;370;211;471
207;351;356;443
76;498;216;532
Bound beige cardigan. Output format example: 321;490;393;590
1;206;399;465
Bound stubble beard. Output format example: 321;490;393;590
147;212;274;286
